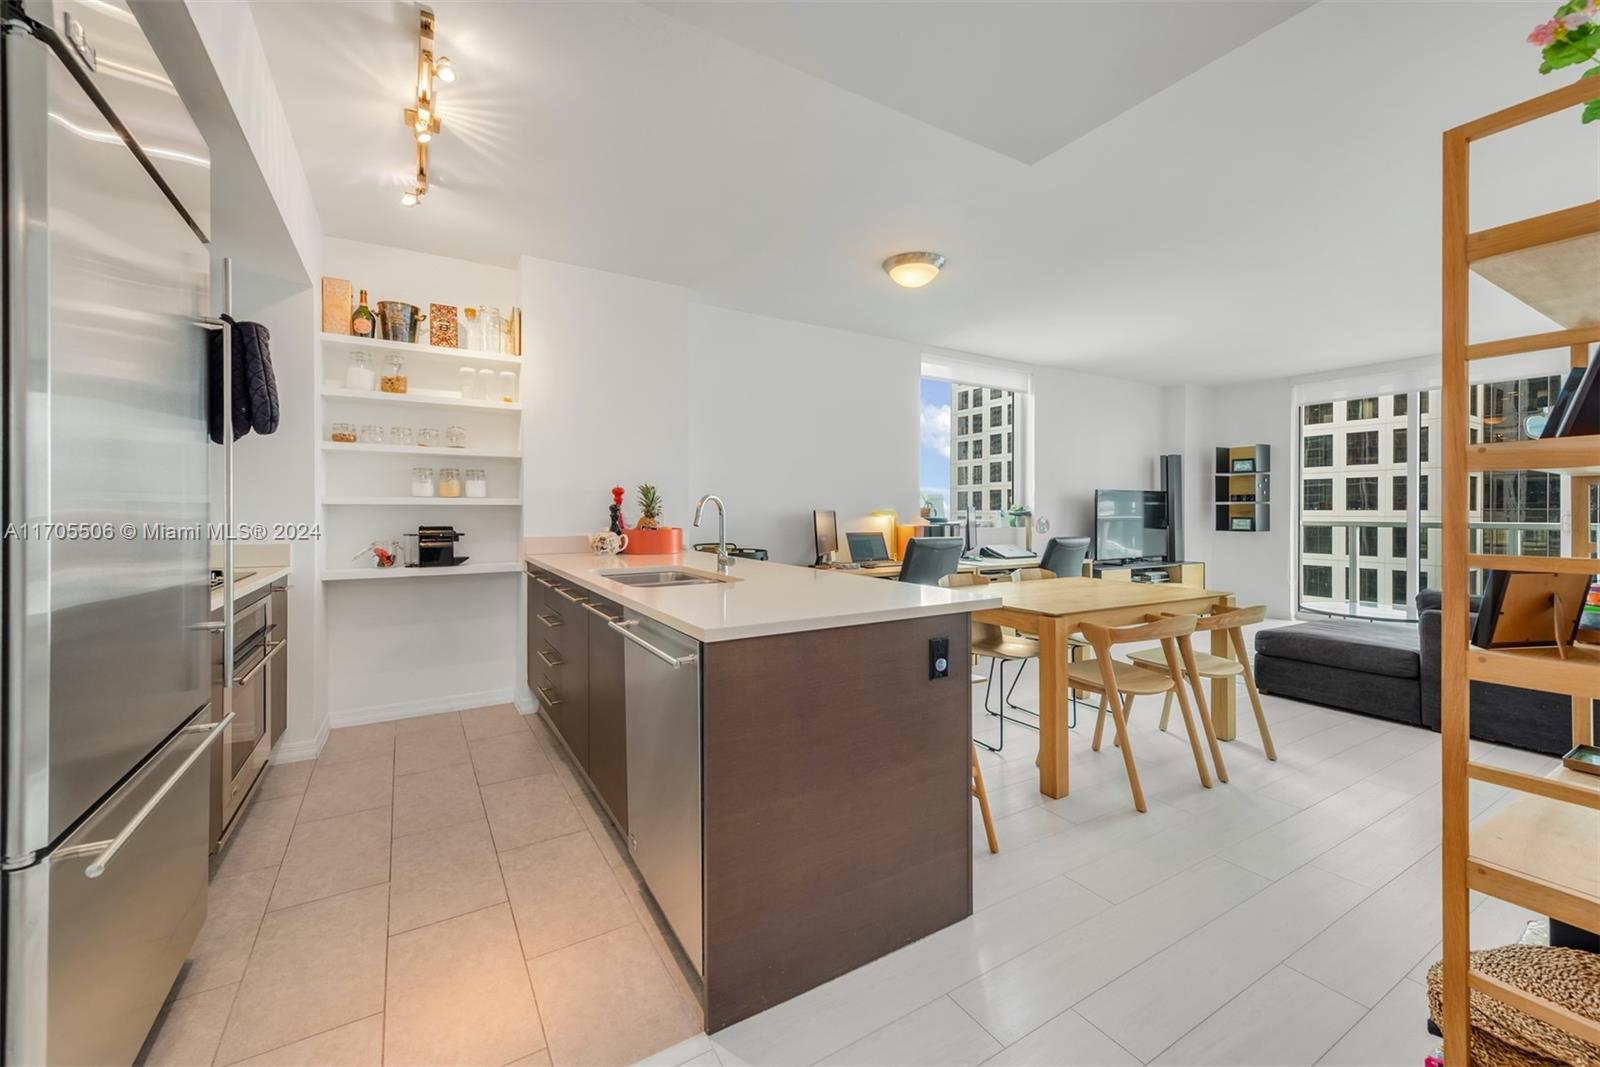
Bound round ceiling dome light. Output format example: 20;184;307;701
883;251;946;289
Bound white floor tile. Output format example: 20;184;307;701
1220;779;1412;880
1150;965;1365;1065
819;997;1001;1067
1315;978;1436;1067
981;1010;1137;1066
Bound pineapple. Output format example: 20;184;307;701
635;484;664;529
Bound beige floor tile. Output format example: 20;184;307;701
394;725;471;777
298;755;395;825
394;710;463;736
392;761;486;838
389;818;506;934
468;730;555;787
170;865;277;1000
575;790;630;869
460;703;530;741
269;807;393;912
214;885;389;1065
529;923;701;1067
138;983;236;1066
255;760;314;802
611;865;702;1014
500;831;636;959
215;794;301;876
481;773;585;852
231;1014;384;1066
505;1052;552;1067
384;903;546;1066
318;721;397;765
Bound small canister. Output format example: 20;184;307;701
359;424;384;444
330;422;357;443
390;426;413;447
410;467;435;497
464;469;487;498
437;467;463;498
445;426;467;448
417;427;440;448
498;371;517;404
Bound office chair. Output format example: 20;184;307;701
898;537;964;586
1040;536;1091;579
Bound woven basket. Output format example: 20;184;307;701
1426;945;1600;1067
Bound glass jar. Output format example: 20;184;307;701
344;352;376;391
476;368;496;400
498;371;517;404
359;424;384;444
462;307;479;350
380;353;408;394
410;467;435;497
390;426;414;447
464;469;487;498
478;306;503;352
388;538;407;568
437;467;463;498
330;422;357;443
458;367;477;399
417;427;440;448
445;425;467;448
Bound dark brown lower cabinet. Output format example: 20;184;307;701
583;596;628;832
528;570;589;766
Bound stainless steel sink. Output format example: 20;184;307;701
599;569;728;588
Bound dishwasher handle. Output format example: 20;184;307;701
608;619;698;669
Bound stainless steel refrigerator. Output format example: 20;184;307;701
2;1;218;1062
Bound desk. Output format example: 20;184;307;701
972;577;1236;800
821;556;1040;580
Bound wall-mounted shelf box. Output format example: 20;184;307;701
1215;444;1271;532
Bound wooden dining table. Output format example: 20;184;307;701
972;577;1237;799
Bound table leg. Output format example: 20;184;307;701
1037;615;1070;799
1209;606;1239;741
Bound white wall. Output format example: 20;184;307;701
321;239;523;723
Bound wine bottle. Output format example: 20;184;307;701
352;289;375;338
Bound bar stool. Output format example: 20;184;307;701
1067;614;1215;813
1128;604;1276;762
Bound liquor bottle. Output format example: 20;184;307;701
352;290;375;338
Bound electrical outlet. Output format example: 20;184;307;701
929;636;950;679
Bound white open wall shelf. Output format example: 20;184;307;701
320;321;524;586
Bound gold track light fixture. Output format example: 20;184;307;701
402;7;457;207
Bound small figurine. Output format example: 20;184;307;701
609;485;627;535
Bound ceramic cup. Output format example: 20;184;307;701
590;531;629;556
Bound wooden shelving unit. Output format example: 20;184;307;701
1213;444;1270;532
322;562;523;582
1439;76;1600;1063
321;331;524;367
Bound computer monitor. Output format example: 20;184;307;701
813;510;839;564
845;530;891;563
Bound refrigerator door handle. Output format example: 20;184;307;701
80;712;232;879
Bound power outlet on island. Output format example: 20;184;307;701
929;637;950;680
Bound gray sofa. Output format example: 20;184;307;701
1253;592;1595;757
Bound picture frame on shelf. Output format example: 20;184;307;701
1230;458;1255;473
1229;517;1253;531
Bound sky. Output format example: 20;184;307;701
919;377;950;511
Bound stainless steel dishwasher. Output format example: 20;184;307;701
613;609;703;974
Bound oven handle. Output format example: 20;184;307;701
234;640;286;687
82;713;234;879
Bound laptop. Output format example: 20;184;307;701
845;531;895;568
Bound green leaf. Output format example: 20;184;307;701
1585;64;1600;78
1584;97;1600;123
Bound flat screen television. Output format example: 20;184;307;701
1093;489;1171;564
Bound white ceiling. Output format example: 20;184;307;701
251;0;1599;384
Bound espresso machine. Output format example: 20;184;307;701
416;525;468;567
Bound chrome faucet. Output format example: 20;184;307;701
693;493;731;571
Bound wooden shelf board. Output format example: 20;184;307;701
322;497;522;507
320;441;522;460
323;562;522;582
1467;761;1600;811
1464;436;1600;476
1466;554;1597;575
321;332;523;366
1471;230;1600;331
1466;325;1600;362
321;386;522;413
1465;644;1600;699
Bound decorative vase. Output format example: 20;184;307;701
620;527;682;555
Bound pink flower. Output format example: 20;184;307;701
1561;10;1591;30
1528;19;1558;45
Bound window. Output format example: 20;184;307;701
957;416;968;435
1419;475;1429;511
1358;526;1378;556
957;391;968;410
1392;572;1407;606
1392;428;1406;463
989;490;1002;510
1304;403;1333;426
1419;391;1429;414
1393;393;1408;417
1346;477;1379;510
957;467;967;486
990;406;1002;424
990;462;1002;483
1304;434;1333;468
1302;566;1333;599
972;413;984;434
972;465;983;485
1393;526;1406;559
1008;461;1013;481
1304;479;1333;511
919;376;1026;519
1359;568;1377;604
973;440;983;459
1418;427;1429;463
957;441;968;461
956;492;967;511
1008;432;1013;452
990;433;1003;454
1346;431;1379;465
1469;476;1477;511
1347;397;1379;420
1304;526;1333;554
1393;475;1407;511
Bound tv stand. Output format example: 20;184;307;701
1087;558;1206;587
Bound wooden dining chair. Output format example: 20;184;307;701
972;745;998;853
936;574;1000;851
1068;614;1215;812
945;573;1035;753
1129;604;1277;762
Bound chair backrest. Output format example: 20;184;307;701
942;572;990;588
1040;536;1090;578
899;537;965;587
1012;567;1055;581
1079;612;1197;649
1197;604;1267;631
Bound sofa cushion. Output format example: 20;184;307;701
1415;590;1483;614
1254;620;1421;679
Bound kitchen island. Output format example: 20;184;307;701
523;550;1000;1031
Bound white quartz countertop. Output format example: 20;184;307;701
523;551;1001;643
210;564;290;613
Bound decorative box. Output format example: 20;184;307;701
429;304;459;348
321;277;353;335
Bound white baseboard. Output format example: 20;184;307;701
272;716;330;764
513;692;535;714
328;687;517;730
